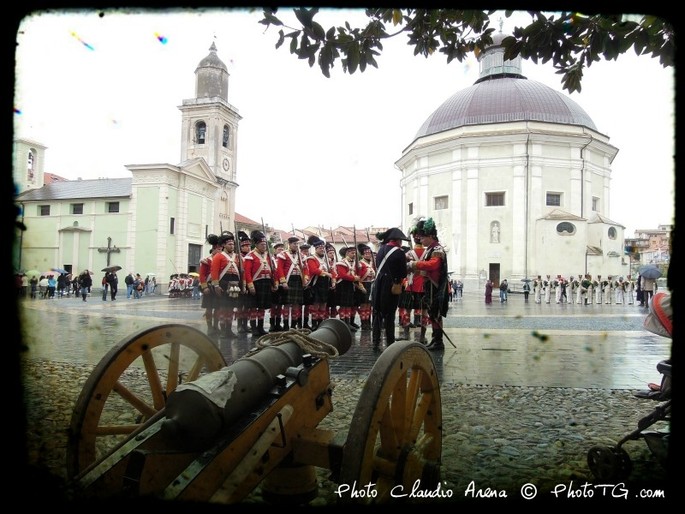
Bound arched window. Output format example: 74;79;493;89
556;222;576;235
222;124;230;148
27;150;35;181
608;227;617;240
195;121;206;144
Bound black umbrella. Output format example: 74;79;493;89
521;278;532;283
102;265;122;273
638;265;662;280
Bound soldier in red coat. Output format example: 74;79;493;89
243;230;277;337
276;236;308;330
305;236;334;330
200;234;222;336
407;218;449;351
210;231;242;338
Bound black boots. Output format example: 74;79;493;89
426;327;445;351
384;317;395;346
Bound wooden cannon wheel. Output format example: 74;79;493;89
339;342;442;502
66;324;226;478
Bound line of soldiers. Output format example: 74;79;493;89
197;219;450;352
531;274;638;305
199;229;379;338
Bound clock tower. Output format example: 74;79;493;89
179;41;240;230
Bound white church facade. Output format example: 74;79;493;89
14;43;239;289
397;33;629;290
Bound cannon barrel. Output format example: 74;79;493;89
161;319;351;446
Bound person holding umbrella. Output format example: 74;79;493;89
638;265;662;307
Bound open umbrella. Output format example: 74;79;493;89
102;265;122;273
188;272;199;277
146;272;156;276
51;267;68;274
638;265;662;280
521;278;532;283
43;271;56;276
25;269;41;278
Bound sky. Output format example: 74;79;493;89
13;8;675;237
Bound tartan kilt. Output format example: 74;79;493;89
411;291;424;310
283;276;304;305
355;281;373;304
271;286;282;306
250;279;273;310
310;277;330;304
201;288;217;309
337;280;356;308
399;288;414;309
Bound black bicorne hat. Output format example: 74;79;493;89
384;227;410;241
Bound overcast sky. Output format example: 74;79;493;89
14;8;674;237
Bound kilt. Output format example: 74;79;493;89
201;286;218;309
246;278;273;310
283;275;304;305
337;280;356;308
217;274;241;311
411;291;424;310
399;288;414;310
309;276;331;304
355;281;373;304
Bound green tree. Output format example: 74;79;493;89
259;8;674;93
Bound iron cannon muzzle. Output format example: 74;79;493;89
161;319;351;447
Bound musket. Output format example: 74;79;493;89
291;224;308;287
341;232;364;293
262;218;277;286
234;220;244;292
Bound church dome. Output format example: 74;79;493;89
415;33;597;138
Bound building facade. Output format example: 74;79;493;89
15;43;239;289
396;32;629;290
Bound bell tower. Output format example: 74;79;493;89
179;41;240;228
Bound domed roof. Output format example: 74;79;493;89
196;41;227;72
415;33;597;138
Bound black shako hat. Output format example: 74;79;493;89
251;230;267;244
206;233;219;246
238;231;250;243
219;231;234;244
307;235;325;247
357;243;371;254
287;236;300;244
339;246;355;258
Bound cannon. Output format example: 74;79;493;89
66;319;442;504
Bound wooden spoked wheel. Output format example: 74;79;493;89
339;342;442;503
66;324;226;478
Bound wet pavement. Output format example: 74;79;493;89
18;291;671;390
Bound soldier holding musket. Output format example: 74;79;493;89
243;230;277;337
335;245;361;332
210;231;242;338
304;236;333;330
269;241;285;332
276;236;307;330
356;243;376;331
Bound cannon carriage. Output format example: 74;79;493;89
66;319;443;504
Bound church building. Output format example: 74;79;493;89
397;32;629;290
14;43;239;288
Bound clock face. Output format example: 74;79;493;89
222;158;230;171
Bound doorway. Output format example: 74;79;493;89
489;263;500;288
